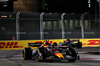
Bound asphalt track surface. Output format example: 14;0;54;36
0;47;100;66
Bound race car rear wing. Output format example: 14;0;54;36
28;43;42;47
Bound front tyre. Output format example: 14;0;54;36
68;59;76;62
68;48;77;62
76;42;82;48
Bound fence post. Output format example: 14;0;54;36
61;13;66;39
81;14;85;39
40;12;44;40
16;12;21;40
96;0;100;24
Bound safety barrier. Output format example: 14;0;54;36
99;40;100;54
80;39;99;47
0;39;100;50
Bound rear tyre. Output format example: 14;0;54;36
76;42;82;48
23;48;32;60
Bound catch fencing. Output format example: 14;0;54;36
0;12;100;40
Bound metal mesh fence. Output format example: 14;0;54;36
0;12;16;40
0;12;100;40
84;15;100;38
43;13;62;39
19;13;40;40
64;14;82;38
84;20;100;38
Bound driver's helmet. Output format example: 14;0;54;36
66;38;70;44
67;38;70;41
45;41;50;45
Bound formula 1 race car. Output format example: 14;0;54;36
23;42;64;62
58;39;82;48
23;39;82;62
55;39;82;62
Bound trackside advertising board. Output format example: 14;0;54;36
0;39;100;50
99;40;100;53
79;39;100;47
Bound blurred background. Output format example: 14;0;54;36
0;0;100;40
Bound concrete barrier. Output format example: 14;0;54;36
99;40;100;54
0;39;100;50
80;39;99;47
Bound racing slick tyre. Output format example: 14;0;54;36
39;48;46;61
68;48;77;62
76;42;82;48
23;48;32;60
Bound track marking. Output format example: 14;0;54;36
81;58;100;60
